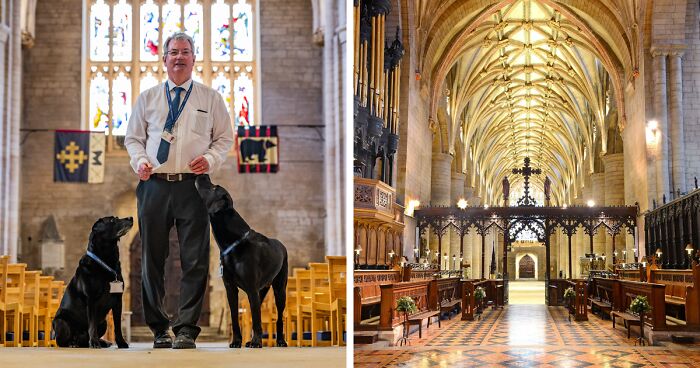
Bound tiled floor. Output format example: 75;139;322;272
354;304;700;367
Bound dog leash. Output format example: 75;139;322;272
220;230;251;259
86;250;118;281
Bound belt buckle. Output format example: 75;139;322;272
166;173;181;182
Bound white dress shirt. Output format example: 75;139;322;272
125;78;234;174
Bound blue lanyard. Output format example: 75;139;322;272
165;81;194;130
86;250;118;281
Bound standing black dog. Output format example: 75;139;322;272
52;216;132;348
194;175;288;348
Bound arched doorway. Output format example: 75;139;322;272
519;254;535;279
129;228;210;327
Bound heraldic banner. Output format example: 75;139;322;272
54;130;105;183
237;125;279;173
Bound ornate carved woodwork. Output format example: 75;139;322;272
645;189;700;269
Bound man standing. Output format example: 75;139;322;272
125;32;234;349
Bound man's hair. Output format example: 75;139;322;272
163;32;195;55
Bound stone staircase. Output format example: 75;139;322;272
130;326;228;342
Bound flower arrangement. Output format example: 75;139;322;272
474;286;486;301
396;296;417;314
563;287;575;299
630;295;651;315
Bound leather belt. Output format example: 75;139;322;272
153;173;198;182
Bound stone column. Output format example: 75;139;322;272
0;24;9;258
604;153;625;265
668;50;686;194
651;48;670;202
591;173;606;259
430;153;452;267
450;172;465;270
471;194;482;277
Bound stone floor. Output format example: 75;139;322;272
0;342;346;367
354;285;700;367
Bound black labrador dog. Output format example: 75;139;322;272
195;175;288;348
52;216;132;348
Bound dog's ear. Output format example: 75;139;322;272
92;218;108;232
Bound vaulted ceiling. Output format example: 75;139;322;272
416;0;639;205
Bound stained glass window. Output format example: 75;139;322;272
184;2;204;60
162;1;182;44
213;72;232;112
86;0;259;148
111;72;132;136
233;73;253;126
232;0;253;61
112;1;132;61
140;1;159;61
89;0;110;61
211;0;231;61
89;72;110;132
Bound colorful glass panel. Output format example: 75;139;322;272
211;1;231;61
112;1;132;61
112;72;132;136
140;1;160;61
89;0;110;61
212;72;231;113
89;72;110;133
233;73;254;126
184;2;204;61
162;1;182;43
232;0;253;62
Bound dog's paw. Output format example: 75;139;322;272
229;340;242;348
245;340;263;348
276;340;288;347
89;339;102;349
117;341;129;349
98;338;113;348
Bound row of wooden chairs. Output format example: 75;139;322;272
237;255;346;347
0;255;66;347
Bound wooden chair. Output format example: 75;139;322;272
285;274;298;345
260;292;277;347
20;270;41;347
295;269;313;347
1;261;26;347
48;280;65;347
36;275;55;347
326;256;346;346
308;262;332;347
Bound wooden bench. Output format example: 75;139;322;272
436;277;462;319
353;270;401;327
589;278;614;319
611;310;641;338
407;309;440;338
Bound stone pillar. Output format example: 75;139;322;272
604;153;625;265
668;51;686;194
651;48;670;202
450;172;465;270
0;24;9;259
573;194;586;277
430;153;452;267
471;194;482;277
591;173;606;259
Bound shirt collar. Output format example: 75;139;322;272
167;78;193;91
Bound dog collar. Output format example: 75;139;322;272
220;230;251;258
86;250;118;281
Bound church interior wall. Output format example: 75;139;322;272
20;0;327;325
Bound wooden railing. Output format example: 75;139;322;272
617;280;667;331
353;270;400;324
460;279;505;321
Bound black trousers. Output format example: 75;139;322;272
136;177;210;338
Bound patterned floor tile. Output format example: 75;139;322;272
354;304;700;367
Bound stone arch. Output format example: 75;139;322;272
515;252;539;280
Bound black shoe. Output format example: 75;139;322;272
153;330;173;349
172;333;196;349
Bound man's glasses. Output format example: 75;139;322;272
167;49;192;57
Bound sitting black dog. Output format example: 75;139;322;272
52;216;132;348
195;175;288;348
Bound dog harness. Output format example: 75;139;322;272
86;250;118;281
220;230;251;259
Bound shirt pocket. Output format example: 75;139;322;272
190;110;212;137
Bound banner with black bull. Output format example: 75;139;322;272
54;130;105;183
237;126;278;173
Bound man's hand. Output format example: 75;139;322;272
138;162;153;181
189;156;209;174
